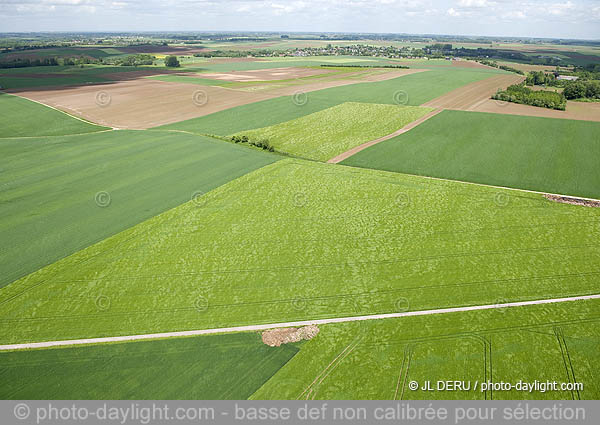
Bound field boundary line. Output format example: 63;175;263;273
340;163;600;202
327;109;442;164
2;294;599;351
0;90;114;130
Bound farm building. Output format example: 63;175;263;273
557;75;578;81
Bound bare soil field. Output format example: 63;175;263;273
11;79;277;129
450;60;494;69
239;68;429;95
422;74;525;110
100;69;181;80
495;61;562;73
200;67;335;82
472;99;600;122
120;45;207;55
8;67;428;129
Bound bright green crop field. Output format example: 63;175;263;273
0;93;108;137
252;299;600;400
234;102;432;161
0;129;278;288
157;67;503;135
0;333;299;399
1;159;599;344
343;110;600;200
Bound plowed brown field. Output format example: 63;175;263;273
200;67;334;81
472;99;600;122
421;74;525;110
12;79;277;129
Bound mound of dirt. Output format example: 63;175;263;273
544;194;600;208
262;325;320;347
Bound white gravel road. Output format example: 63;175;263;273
1;294;598;351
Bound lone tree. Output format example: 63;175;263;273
164;55;180;68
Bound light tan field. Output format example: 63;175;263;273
472;99;600;122
422;74;525;110
12;79;277;129
12;68;428;129
200;67;334;82
450;60;495;69
230;68;428;95
495;61;566;73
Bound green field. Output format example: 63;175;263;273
343;110;600;200
157;67;503;135
1;159;598;344
0;65;158;89
0;333;299;399
0;93;109;137
0;129;278;288
252;299;600;400
234;102;432;161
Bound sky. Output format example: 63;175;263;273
1;0;599;40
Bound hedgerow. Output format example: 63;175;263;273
492;84;566;110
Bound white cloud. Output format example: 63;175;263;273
447;7;461;16
457;0;493;7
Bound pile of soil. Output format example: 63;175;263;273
544;194;600;208
262;325;320;347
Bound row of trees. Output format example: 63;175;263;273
1;54;157;68
0;57;59;68
478;60;524;75
230;135;274;152
492;84;566;110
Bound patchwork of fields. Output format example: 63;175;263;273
253;299;600;400
234;102;432;161
0;128;278;288
0;93;108;137
158;67;505;135
1;159;599;345
2;53;599;401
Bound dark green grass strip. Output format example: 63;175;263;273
0;129;279;288
343;110;600;200
0;333;299;400
0;93;109;137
